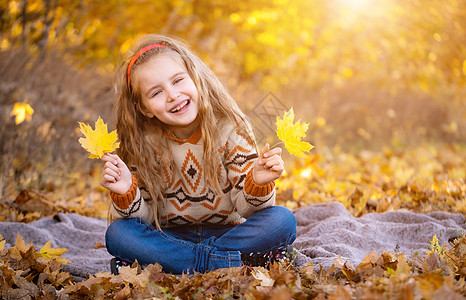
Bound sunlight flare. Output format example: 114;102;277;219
340;0;372;11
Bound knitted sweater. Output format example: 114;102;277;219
109;120;276;227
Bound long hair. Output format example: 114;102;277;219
113;34;256;229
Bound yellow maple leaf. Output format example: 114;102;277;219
276;108;314;158
11;102;34;124
78;116;120;159
39;241;71;265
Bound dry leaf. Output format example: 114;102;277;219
341;262;357;281
416;272;444;300
0;233;5;251
11;102;34;125
427;234;446;258
253;268;275;287
94;241;106;249
78;116;120;159
13;189;55;216
14;233;31;254
39;241;70;265
276;108;314;158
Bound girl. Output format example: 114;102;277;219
101;34;297;274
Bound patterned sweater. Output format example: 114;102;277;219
109;120;276;227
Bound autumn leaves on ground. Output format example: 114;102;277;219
2;0;466;298
2;143;466;299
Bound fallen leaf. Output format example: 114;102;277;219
253;268;275;287
78;116;120;159
39;241;70;265
341;262;357;281
13;189;55;216
11;102;34;125
276;108;314;158
14;233;31;254
94;241;105;249
416;272;444;300
9;275;39;298
328;286;352;300
427;234;446;258
0;233;5;251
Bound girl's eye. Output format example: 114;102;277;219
173;77;183;85
152;90;162;98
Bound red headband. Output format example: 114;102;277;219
126;43;167;84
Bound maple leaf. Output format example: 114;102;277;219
276;108;314;158
14;233;32;254
39;241;71;265
11;102;34;125
78;116;120;159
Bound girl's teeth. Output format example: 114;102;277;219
172;100;188;113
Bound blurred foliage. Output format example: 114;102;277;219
0;0;465;205
0;0;464;194
277;143;466;215
1;0;465;149
1;0;465;92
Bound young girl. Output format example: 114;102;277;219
100;34;297;274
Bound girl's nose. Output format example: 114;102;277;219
166;87;180;101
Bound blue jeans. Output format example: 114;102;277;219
105;206;296;274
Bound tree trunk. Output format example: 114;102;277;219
38;0;58;61
21;0;28;48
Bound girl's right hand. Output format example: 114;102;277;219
100;153;133;195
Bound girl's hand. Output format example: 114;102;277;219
100;153;132;194
252;143;284;185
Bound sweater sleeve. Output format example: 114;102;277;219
223;125;276;218
244;169;275;196
109;175;154;224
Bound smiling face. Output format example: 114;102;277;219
134;53;200;139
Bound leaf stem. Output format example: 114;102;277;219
269;141;284;149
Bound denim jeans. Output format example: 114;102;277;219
105;205;297;274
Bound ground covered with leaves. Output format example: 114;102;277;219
2;233;466;299
1;142;465;299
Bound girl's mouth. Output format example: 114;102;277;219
170;100;190;113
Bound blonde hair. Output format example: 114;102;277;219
113;34;256;229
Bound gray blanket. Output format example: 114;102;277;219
292;202;466;268
0;213;112;281
0;202;465;280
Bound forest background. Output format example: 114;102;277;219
0;0;465;298
1;0;465;214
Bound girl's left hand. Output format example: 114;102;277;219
252;143;284;185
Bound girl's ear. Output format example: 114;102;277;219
136;102;155;118
141;108;155;118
